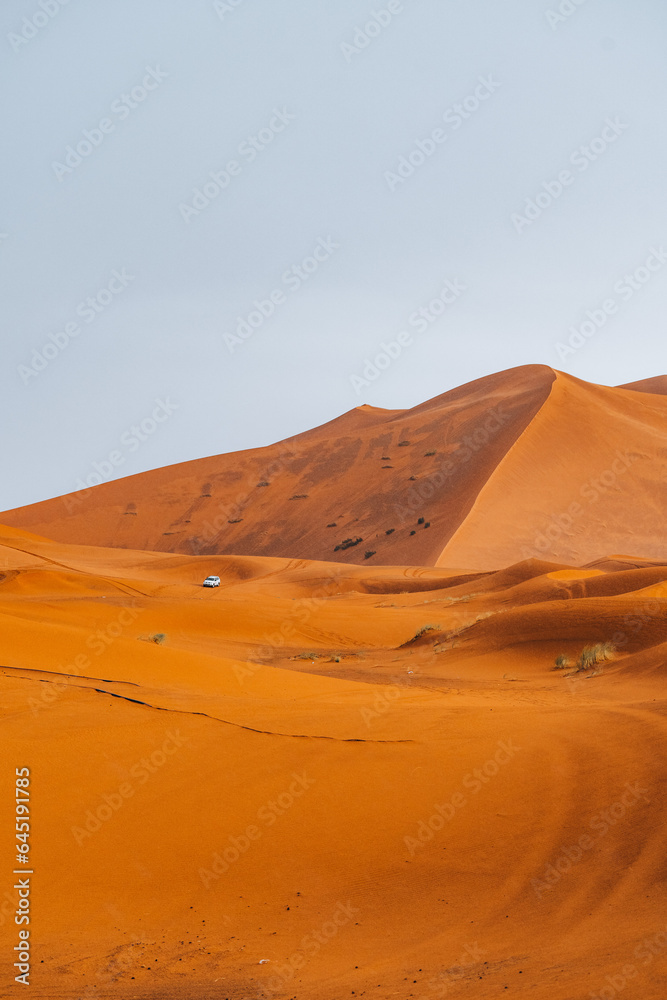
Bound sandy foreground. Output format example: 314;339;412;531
1;522;667;999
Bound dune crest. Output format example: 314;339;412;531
2;365;665;572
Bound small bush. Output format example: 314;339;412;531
257;481;269;487
326;522;337;527
385;528;395;535
402;624;442;646
364;550;376;559
557;642;616;675
138;632;168;645
418;517;425;525
575;642;615;672
334;537;363;552
424;521;430;529
410;530;416;535
424;451;436;456
381;456;391;460
398;440;410;446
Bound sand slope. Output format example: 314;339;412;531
1;524;666;999
618;374;667;395
438;371;667;568
2;366;665;571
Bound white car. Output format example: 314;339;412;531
202;575;220;588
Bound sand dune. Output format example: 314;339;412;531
2;366;665;572
618;374;667;395
2;367;666;998
1;521;666;999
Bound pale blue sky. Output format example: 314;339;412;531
1;0;665;509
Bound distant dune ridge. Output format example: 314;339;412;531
3;365;665;569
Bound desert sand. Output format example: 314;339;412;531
3;365;666;570
1;366;666;999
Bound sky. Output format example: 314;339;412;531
1;0;666;511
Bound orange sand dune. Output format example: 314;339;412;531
2;365;665;571
618;374;667;395
1;525;667;999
